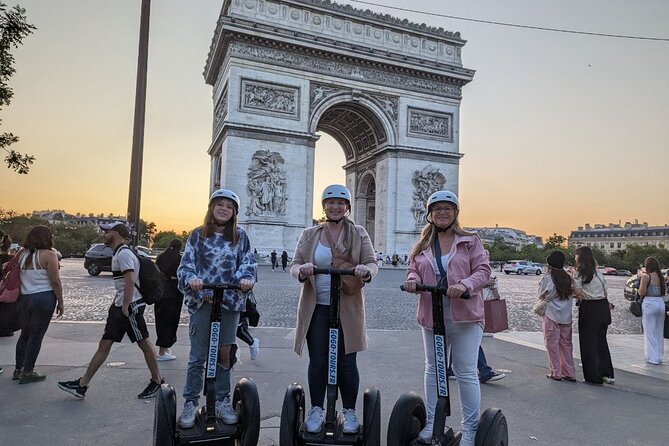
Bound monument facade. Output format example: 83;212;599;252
204;0;475;255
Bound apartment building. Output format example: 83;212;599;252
568;220;669;254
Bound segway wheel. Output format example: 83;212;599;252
362;387;381;446
387;391;426;446
233;377;261;446
475;408;508;446
153;383;176;446
279;383;305;446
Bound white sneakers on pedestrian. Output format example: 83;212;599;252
216;397;239;424
342;408;360;434
249;338;260;361
417;420;433;443
603;376;615;385
305;406;325;433
178;401;197;428
156;349;176;361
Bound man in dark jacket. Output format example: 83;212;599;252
154;239;184;361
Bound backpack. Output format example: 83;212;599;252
122;247;164;305
0;250;22;303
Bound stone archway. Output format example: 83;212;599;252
204;0;474;255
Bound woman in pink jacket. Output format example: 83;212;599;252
402;191;491;446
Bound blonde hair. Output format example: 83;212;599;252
410;216;474;261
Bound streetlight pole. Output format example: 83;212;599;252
127;0;151;247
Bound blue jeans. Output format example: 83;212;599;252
447;346;493;380
183;303;240;405
15;291;56;371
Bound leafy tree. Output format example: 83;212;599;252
152;230;186;249
0;211;47;245
51;224;99;257
1;2;36;174
544;233;567;250
137;219;156;247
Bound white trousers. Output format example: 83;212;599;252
421;301;482;446
641;296;665;364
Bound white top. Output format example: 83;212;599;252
537;275;573;324
314;242;333;305
19;251;52;295
573;271;607;301
433;254;450;284
112;245;142;306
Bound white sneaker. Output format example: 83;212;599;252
156;350;176;361
178;401;197;428
215;397;239;424
249;338;260;361
603;377;615;385
305;406;325;433
417;420;433;444
342;408;360;434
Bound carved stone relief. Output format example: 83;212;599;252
370;94;399;126
408;108;453;141
213;86;228;133
246;150;288;216
310;83;341;111
411;165;446;224
240;79;299;118
230;42;462;98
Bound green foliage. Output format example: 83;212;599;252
137;219;156;247
1;2;36;174
0;211;48;245
152;230;187;249
50;224;100;257
544;234;567;250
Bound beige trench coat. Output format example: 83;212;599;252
290;222;378;356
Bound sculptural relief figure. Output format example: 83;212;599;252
411;165;446;224
246;150;288;216
409;110;451;139
243;83;296;115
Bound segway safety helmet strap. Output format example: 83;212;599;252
209;188;241;214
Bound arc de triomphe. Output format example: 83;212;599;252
204;0;474;256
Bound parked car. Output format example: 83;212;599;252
521;262;543;275
616;269;633;276
503;260;531;275
84;243;154;276
603;267;618;276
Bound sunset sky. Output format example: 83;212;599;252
1;0;667;241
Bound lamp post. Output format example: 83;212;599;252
127;0;151;247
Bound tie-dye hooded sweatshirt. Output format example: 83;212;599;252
177;227;256;314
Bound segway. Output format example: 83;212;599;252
388;284;508;446
280;268;381;446
153;283;261;446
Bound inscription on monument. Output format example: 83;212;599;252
408;108;453;141
246;150;288;217
411;165;446;224
240;79;299;118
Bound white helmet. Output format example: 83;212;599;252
427;190;459;212
209;188;240;214
321;184;351;206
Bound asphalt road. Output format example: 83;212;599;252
59;259;641;334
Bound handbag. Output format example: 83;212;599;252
323;227;364;296
629;295;642;317
532;298;549;316
0;250;23;304
244;291;260;327
484;298;509;333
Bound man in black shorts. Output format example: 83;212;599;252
58;222;163;399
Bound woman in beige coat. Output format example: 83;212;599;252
290;184;378;435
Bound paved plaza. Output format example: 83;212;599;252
1;260;667;445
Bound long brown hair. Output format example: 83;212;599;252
410;212;475;261
22;225;53;269
550;267;573;299
574;246;596;284
644;256;666;296
200;198;239;245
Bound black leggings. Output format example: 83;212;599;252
306;304;359;409
236;317;254;346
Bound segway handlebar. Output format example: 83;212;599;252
400;284;470;299
313;268;357;276
202;283;243;290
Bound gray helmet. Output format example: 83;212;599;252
321;184;351;207
427;190;459;212
209;188;240;214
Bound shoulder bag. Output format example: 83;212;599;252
532;298;549;317
0;250;23;303
323;226;364;296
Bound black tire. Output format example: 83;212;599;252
516;269;522;275
504;271;510;275
153;384;176;446
233;377;261;446
279;383;305;446
535;269;541;275
362;387;381;446
87;261;101;276
475;408;508;446
387;391;426;446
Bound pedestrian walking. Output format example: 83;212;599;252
13;226;64;383
58;222;163;398
290;184;377;435
154;238;184;361
175;189;256;429
539;251;576;382
281;250;288;271
402;190;491;446
271;250;278;270
572;246;614;385
0;234;19;339
637;256;666;365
